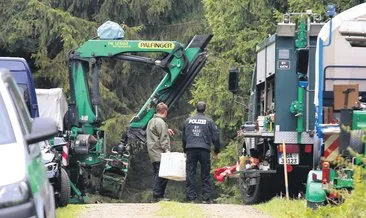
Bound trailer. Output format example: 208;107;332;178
305;3;366;208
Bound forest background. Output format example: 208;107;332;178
0;0;364;202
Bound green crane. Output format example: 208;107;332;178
64;33;213;202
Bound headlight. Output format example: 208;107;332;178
45;162;58;173
0;181;31;208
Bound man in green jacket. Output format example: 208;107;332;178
146;102;174;202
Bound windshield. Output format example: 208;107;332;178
0;94;15;144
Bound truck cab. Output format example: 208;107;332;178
0;57;39;118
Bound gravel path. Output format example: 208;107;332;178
200;204;271;218
79;203;159;218
78;203;272;218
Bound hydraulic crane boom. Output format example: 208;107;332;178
64;34;213;202
67;35;212;130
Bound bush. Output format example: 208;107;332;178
211;140;242;204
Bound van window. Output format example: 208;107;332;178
6;78;32;133
0;94;15;144
17;84;31;114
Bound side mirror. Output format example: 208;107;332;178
26;118;58;144
228;67;239;93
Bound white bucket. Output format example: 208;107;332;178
159;152;186;181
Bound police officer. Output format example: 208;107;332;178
182;101;220;203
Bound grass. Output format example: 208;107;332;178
255;191;366;218
155;201;205;218
56;205;86;218
254;198;311;218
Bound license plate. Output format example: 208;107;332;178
278;153;299;165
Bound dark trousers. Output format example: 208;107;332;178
152;162;168;199
186;148;211;201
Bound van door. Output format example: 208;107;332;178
5;77;51;218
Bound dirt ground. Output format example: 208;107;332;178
78;203;272;218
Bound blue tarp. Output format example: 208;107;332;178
97;21;124;39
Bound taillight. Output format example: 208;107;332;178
305;144;312;153
278;144;283;153
322;162;330;184
277;144;299;153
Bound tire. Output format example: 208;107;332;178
350;130;364;154
58;168;70;207
117;178;126;200
239;172;261;205
117;186;124;200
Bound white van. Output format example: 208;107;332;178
0;70;57;218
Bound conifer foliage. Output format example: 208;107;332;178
0;0;207;146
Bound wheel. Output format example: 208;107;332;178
350;130;364;154
58;168;70;207
239;172;261;204
117;185;124;200
117;177;127;200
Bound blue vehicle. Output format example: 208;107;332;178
0;57;39;118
